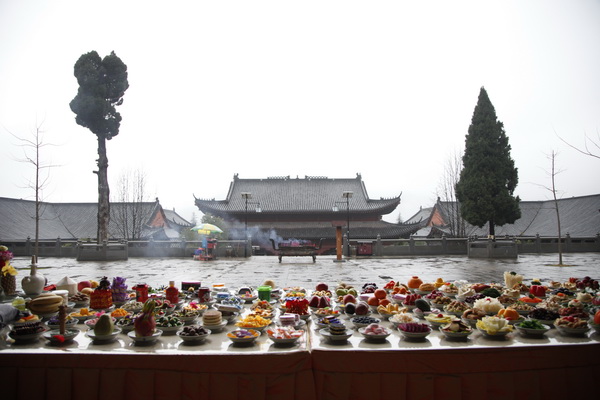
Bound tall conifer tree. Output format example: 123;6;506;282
70;51;129;243
455;87;520;237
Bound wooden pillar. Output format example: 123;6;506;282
332;221;346;263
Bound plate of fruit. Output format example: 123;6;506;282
127;329;163;344
86;327;122;343
397;322;431;340
43;329;79;343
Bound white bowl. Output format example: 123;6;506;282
43;329;79;343
156;324;184;335
177;328;211;343
477;328;511;338
268;332;303;345
439;326;473;339
554;324;590;336
45;318;79;330
227;329;260;344
202;320;228;333
358;327;391;342
86;327;122;342
319;328;352;342
350;316;380;328
9;327;48;343
127;329;163;344
398;328;431;340
514;323;551;337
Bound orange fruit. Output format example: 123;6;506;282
379;298;391;307
367;296;380;306
374;289;387;300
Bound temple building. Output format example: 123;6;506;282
194;174;421;254
405;195;600;238
0;197;192;241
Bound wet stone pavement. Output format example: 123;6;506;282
10;252;600;291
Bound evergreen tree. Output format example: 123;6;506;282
69;51;129;243
455;87;521;237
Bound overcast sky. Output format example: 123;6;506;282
1;0;599;224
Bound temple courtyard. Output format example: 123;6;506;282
12;252;600;291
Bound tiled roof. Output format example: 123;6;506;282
163;209;193;228
434;195;600;237
404;207;434;224
195;174;401;216
228;220;422;241
0;197;191;241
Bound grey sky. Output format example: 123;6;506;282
1;0;599;223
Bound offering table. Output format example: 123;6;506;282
0;325;315;400
310;321;600;400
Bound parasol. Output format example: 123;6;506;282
191;223;223;236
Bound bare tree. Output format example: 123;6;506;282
111;169;153;240
436;149;467;237
7;121;60;257
558;130;600;160
547;151;564;265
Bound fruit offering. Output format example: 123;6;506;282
403;294;421;306
90;277;113;310
397;322;430;333
134;299;157;337
377;303;401;315
179;325;209;337
284;298;310;315
111;308;128;318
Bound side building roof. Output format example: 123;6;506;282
195;174;401;217
425;194;600;237
0;197;191;241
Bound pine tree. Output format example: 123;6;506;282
455;87;521;237
69;51;129;243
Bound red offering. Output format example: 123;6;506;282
166;281;179;304
134;284;149;303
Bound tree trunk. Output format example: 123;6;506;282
96;135;110;243
489;219;495;238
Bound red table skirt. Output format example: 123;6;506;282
312;344;600;400
2;344;599;400
1;352;315;400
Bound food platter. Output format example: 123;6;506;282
227;329;260;344
86;328;122;343
177;328;211;343
554;324;591;337
43;329;80;343
358;327;391;342
127;329;163;344
319;328;352;342
514;323;551;337
477;328;511;339
202;320;228;333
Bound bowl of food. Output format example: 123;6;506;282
515;320;551;337
266;326;304;345
439;320;473;339
227;328;260;344
177;325;211;343
358;323;391;342
397;322;431;340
